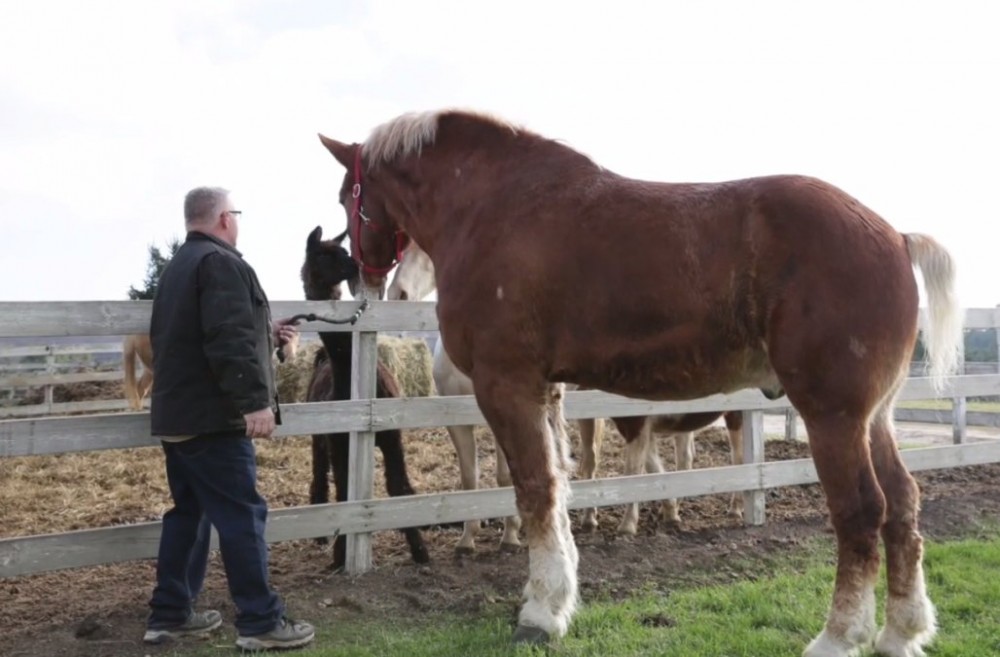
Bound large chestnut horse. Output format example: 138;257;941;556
318;109;962;656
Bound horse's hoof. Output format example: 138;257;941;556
512;624;550;646
580;521;598;533
454;546;475;557
499;541;522;554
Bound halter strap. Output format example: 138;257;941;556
350;147;405;276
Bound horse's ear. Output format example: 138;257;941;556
318;134;356;170
332;227;348;245
308;225;323;250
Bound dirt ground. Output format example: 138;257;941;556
2;390;1000;656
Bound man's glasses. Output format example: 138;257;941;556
226;210;242;218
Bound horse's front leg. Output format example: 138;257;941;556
473;373;578;645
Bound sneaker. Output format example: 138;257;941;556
236;617;315;651
143;609;223;644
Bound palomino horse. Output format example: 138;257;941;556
387;241;745;537
319;109;962;656
123;333;153;410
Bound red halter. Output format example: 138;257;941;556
350;147;406;276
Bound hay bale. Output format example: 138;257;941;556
377;335;435;398
275;335;435;403
275;340;324;403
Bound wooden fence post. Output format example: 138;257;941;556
345;329;377;575
952;338;967;444
741;410;765;526
43;345;55;414
784;408;798;442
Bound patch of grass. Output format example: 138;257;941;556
168;529;1000;656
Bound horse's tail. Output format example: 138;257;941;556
904;233;964;391
123;335;141;410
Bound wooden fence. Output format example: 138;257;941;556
1;301;1000;579
0;342;133;417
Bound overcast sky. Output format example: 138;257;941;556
1;1;997;309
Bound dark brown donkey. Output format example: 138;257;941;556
318;109;962;656
299;225;429;569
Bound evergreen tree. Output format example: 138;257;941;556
127;238;181;300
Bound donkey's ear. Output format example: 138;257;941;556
318;134;356;170
307;226;323;250
332;227;348;245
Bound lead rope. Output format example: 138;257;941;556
275;298;371;362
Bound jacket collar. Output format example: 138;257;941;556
186;231;243;258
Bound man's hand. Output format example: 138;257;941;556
273;317;301;362
273;317;300;345
244;407;276;439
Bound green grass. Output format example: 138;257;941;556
170;531;1000;657
897;399;1000;412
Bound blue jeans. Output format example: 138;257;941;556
148;431;284;635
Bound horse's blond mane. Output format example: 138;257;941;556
361;109;520;166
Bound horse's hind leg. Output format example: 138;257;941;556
869;401;936;656
802;413;883;657
577;417;605;531
659;431;692;527
446;424;482;554
330;434;350;570
724;411;744;519
138;369;153;405
494;439;523;550
617;419;652;535
377;432;430;564
473;373;577;644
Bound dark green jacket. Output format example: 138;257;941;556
150;231;280;436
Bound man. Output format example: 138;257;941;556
143;186;314;651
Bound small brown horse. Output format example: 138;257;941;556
123;334;153;410
318;109;962;656
300;226;429;569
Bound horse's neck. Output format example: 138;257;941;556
319;331;353;401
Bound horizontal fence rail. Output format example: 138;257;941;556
3;375;998;458
4;440;1000;577
1;301;999;579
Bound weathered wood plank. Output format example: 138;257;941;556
5;440;998;578
0;399;142;419
0;401;371;457
3;303;993;338
3;376;999;458
0;301;439;338
0;370;121;387
957;307;999;330
0;343;123;359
